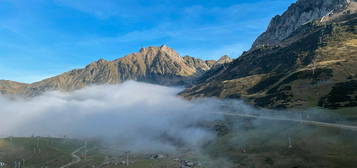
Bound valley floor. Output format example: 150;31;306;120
1;109;357;168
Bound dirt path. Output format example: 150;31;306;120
214;112;357;131
59;146;85;168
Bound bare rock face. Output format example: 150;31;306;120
183;56;213;73
252;0;352;48
2;45;217;96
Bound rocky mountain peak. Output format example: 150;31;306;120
159;45;180;58
85;58;109;70
131;46;184;72
94;58;108;65
252;0;353;48
160;44;169;50
216;55;233;64
0;45;220;96
138;45;180;58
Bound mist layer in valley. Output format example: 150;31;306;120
1;81;357;167
0;81;229;153
1;81;356;143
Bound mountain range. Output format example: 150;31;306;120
0;45;231;96
1;0;356;109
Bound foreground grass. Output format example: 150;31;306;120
0;137;83;168
206;118;357;168
0;137;197;168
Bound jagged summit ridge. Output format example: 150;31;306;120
252;0;353;48
0;45;219;96
216;55;233;65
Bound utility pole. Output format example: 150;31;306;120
300;112;303;124
125;151;130;167
33;137;40;154
9;136;13;145
288;136;293;149
37;137;41;154
14;161;21;168
63;135;67;144
84;141;88;161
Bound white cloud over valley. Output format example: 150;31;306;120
0;81;225;152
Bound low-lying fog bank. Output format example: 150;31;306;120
0;81;355;154
0;81;227;152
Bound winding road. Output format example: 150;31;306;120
214;112;357;131
59;146;85;168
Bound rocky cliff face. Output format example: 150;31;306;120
182;56;214;73
253;0;353;48
191;55;234;84
181;1;357;109
1;45;216;96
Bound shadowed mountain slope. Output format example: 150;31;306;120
180;0;357;109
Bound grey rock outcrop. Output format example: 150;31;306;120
252;0;352;48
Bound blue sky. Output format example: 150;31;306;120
0;0;295;83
